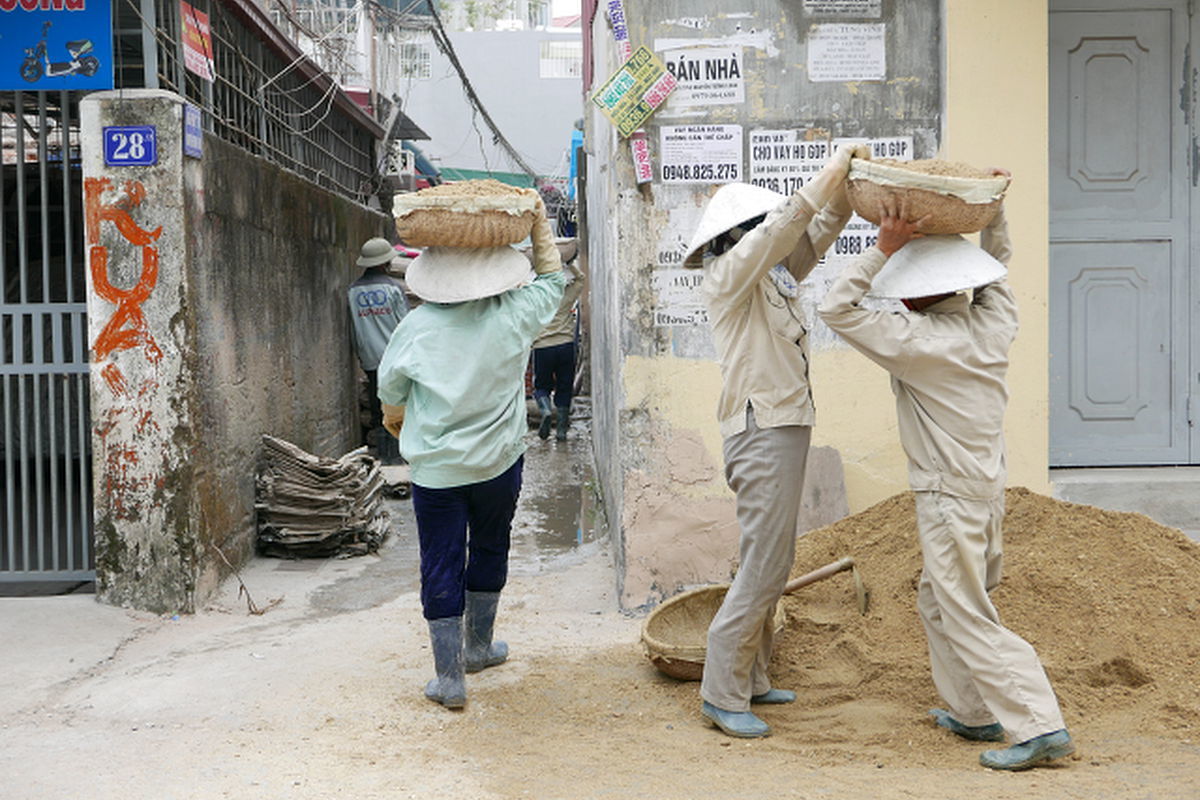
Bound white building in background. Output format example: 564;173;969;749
394;17;583;195
270;0;582;196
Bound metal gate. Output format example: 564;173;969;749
0;90;94;587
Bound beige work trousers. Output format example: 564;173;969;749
701;408;810;712
914;490;1065;743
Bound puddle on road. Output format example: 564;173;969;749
309;423;605;615
509;433;600;576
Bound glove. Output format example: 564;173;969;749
382;403;405;439
530;195;563;275
827;179;852;217
802;143;870;209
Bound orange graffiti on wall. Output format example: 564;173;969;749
85;177;164;396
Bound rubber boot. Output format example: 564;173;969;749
701;701;770;738
750;688;796;705
929;708;1005;742
424;617;467;709
464;590;509;673
980;729;1074;771
535;393;553;439
555;407;570;441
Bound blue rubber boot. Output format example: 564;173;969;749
980;729;1074;770
929;708;1005;742
464;590;509;673
424;617;466;709
535;393;553;439
701;701;770;738
750;689;796;705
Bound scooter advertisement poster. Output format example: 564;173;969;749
2;0;114;91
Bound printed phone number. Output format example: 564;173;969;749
833;234;879;255
662;162;740;182
750;176;807;194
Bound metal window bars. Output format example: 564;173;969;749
116;0;384;204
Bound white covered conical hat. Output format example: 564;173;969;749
868;234;1006;298
405;245;532;303
682;183;788;267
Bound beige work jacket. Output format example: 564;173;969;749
703;191;853;438
533;262;585;349
816;211;1017;499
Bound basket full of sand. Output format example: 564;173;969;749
394;179;541;248
847;158;1009;234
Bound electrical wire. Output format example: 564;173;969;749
423;0;541;185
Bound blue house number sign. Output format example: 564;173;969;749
103;125;158;166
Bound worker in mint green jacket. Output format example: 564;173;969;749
376;198;564;710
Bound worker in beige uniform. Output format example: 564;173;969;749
816;184;1074;771
531;251;585;441
681;143;867;739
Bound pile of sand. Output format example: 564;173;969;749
775;487;1200;742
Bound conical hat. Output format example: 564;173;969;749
682;183;787;267
405;245;532;303
868;235;1006;298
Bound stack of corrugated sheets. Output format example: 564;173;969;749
255;435;390;558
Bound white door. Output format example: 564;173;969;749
1049;0;1197;465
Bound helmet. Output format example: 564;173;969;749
356;237;396;268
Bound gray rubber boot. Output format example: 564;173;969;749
535;393;553;439
555;407;570;441
424;617;467;709
464;590;509;673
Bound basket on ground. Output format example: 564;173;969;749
846;158;1010;235
394;179;540;248
641;585;786;681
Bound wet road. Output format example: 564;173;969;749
309;400;602;615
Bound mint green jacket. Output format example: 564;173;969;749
377;270;565;488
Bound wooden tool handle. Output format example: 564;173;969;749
782;556;855;595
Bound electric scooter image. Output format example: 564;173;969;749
20;21;100;82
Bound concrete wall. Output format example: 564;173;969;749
81;90;388;613
400;29;584;179
584;0;1050;610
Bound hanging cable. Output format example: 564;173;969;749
423;0;541;185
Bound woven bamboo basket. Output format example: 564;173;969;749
394;179;540;248
847;158;1010;235
641;585;787;681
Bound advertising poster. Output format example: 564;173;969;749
659;124;742;184
807;23;886;82
181;0;215;82
2;0;114;91
661;46;744;108
591;45;677;137
803;0;882;16
651;269;708;327
747;131;832;195
749;131;912;264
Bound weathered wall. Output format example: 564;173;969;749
585;0;1050;611
809;0;1052;509
184;136;388;603
82;89;388;613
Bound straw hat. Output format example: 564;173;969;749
405;245;533;303
356;237;396;268
682;183;787;267
869;235;1006;299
